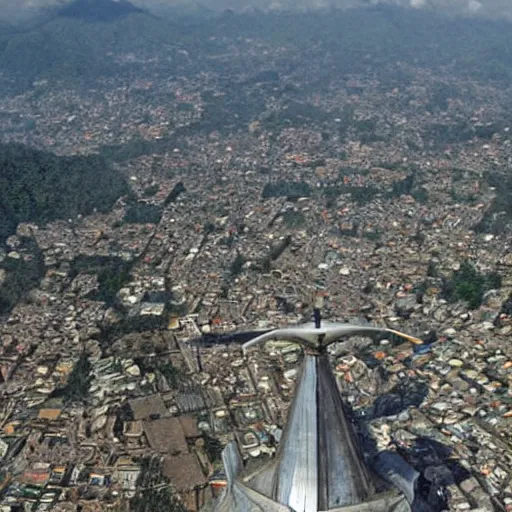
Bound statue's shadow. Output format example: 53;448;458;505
350;377;473;512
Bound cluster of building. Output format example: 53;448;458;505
1;24;512;512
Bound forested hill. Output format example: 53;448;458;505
0;5;172;92
57;0;145;23
0;143;132;244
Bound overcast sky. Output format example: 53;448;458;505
2;0;512;23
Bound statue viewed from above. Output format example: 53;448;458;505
205;316;423;512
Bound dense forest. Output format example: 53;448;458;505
0;143;131;244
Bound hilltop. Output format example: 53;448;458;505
57;0;145;23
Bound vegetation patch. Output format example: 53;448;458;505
0;143;131;245
70;255;132;304
123;202;162;224
323;184;379;205
230;252;246;277
0;238;44;315
131;487;186;512
475;172;512;234
204;435;224;463
262;181;311;200
136;357;184;390
442;260;501;309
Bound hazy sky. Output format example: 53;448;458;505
2;0;512;22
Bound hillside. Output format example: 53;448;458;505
0;143;132;244
1;5;512;93
0;9;179;90
57;0;145;22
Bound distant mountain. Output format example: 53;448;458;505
0;143;132;245
148;2;218;23
0;8;178;91
0;21;14;34
57;0;145;23
0;2;511;97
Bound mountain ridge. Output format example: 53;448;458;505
57;0;146;23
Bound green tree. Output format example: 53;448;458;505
159;362;183;390
131;487;186;512
204;434;224;463
230;252;245;276
262;181;311;199
443;261;501;309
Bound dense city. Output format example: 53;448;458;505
1;1;512;511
